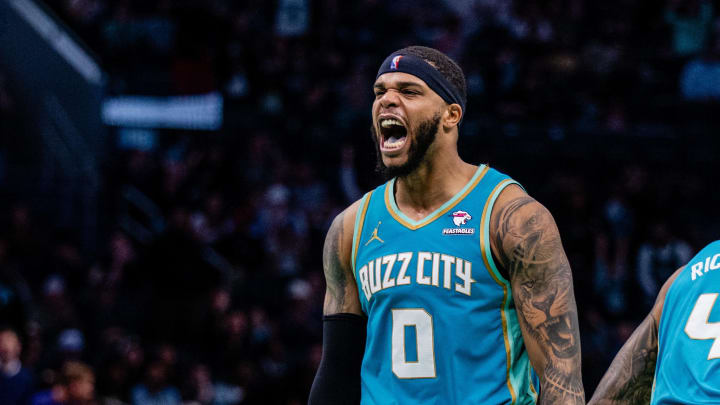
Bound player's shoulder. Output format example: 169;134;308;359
482;164;517;185
676;240;720;280
492;181;528;205
653;266;685;321
654;240;720;318
693;240;720;260
479;164;528;209
676;240;720;285
489;181;552;229
337;184;389;230
325;197;368;262
321;201;360;277
329;198;365;239
486;178;560;271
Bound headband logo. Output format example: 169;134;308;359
390;55;403;70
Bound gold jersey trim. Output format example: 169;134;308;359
480;178;520;404
352;190;374;274
384;165;489;231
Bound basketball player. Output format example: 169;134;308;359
589;240;720;404
309;46;584;404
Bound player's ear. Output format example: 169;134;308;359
442;104;462;130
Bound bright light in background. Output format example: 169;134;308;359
102;92;223;131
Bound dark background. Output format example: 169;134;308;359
1;0;720;404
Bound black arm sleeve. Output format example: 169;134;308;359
308;313;367;405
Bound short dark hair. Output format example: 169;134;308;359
396;45;467;108
0;326;19;337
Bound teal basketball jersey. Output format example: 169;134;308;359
351;165;538;405
652;240;720;404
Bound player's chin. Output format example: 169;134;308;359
380;153;409;169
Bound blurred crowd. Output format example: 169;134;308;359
2;0;720;404
40;0;720;135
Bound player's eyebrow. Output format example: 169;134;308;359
374;81;424;90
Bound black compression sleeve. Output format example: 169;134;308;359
308;313;367;405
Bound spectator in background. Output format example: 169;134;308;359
183;363;243;405
636;221;693;308
593;233;629;318
184;363;214;405
0;327;35;405
665;0;714;56
37;275;78;339
190;192;235;245
339;146;362;204
56;328;86;363
30;361;96;405
213;309;249;372
254;183;309;277
275;0;310;37
94;328;144;404
591;188;634;319
292;162;328;214
63;361;96;405
680;36;720;100
130;360;181;405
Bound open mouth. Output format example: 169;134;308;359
378;117;408;152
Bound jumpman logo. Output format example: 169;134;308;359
365;221;384;245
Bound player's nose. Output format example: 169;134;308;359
378;89;400;108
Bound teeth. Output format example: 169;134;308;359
380;119;403;128
383;136;406;149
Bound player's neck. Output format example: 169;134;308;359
394;151;476;220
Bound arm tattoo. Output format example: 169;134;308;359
323;211;348;314
590;315;659;405
495;196;585;404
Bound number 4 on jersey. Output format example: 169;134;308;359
685;293;720;360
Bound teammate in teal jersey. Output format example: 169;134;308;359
309;46;584;405
590;240;720;405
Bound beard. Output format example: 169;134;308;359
372;113;441;181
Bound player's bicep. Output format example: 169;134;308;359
494;196;584;403
323;208;362;315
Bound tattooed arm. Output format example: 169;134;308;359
309;202;365;405
588;267;683;405
490;185;585;404
322;202;363;316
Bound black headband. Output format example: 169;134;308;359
376;53;465;118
